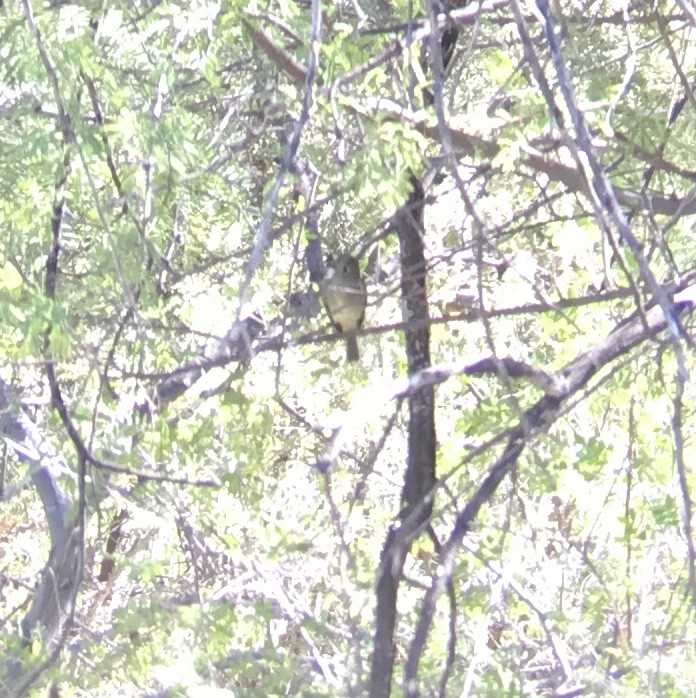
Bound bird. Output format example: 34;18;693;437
320;254;367;363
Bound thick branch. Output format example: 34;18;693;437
403;283;696;693
370;175;437;695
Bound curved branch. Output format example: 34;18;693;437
403;283;696;693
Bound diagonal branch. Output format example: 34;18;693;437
238;0;322;321
403;284;696;694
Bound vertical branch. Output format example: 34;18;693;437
369;524;404;698
369;177;436;698
11;4;86;697
369;2;459;691
397;178;437;520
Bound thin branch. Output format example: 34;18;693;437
86;454;220;488
532;0;686;362
237;0;322;316
402;283;696;692
672;366;695;599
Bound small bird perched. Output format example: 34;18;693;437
321;254;367;363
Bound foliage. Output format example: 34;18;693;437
1;0;696;697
